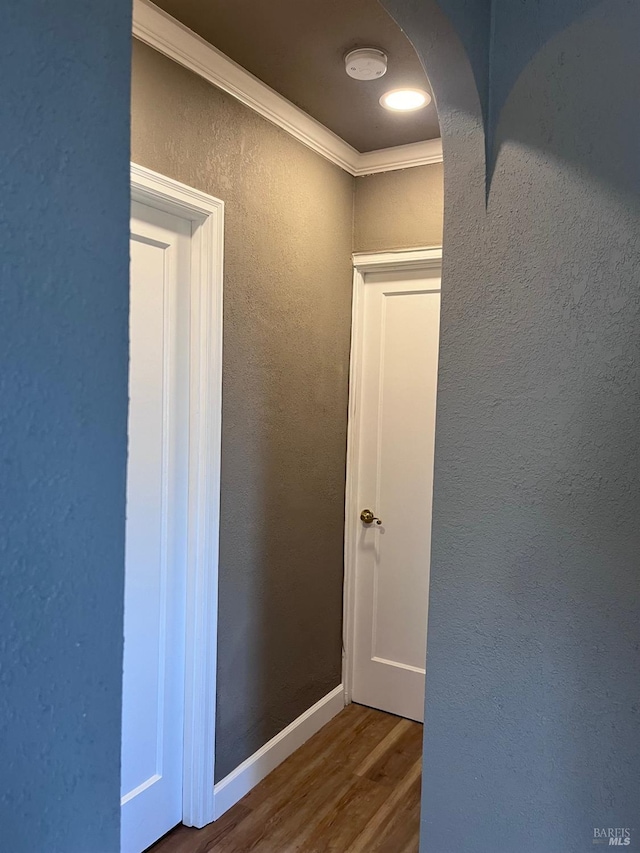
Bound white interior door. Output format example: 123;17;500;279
349;257;441;722
121;201;191;853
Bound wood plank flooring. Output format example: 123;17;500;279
148;703;422;853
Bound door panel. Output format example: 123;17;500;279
121;202;191;853
351;264;440;722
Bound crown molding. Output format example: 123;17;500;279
353;139;443;175
132;0;443;176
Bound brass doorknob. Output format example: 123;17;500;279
360;509;382;526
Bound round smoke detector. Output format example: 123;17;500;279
345;48;388;81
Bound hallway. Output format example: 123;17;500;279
149;703;422;853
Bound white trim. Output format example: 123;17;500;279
130;163;224;829
213;685;345;819
352;140;443;176
132;0;443;176
342;247;442;706
352;246;444;272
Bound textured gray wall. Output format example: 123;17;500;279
0;2;131;850
354;165;443;252
385;1;640;851
131;41;353;780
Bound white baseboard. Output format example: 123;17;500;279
213;684;345;819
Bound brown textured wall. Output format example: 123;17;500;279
354;164;444;252
131;40;353;780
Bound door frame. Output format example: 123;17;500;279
342;246;443;705
130;163;224;828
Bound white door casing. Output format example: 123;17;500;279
122;165;224;851
344;248;442;723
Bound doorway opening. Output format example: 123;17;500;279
343;248;442;720
121;165;224;853
126;1;445;850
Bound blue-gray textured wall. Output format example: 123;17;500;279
386;0;640;850
0;3;131;851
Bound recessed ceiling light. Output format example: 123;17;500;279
380;88;431;112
